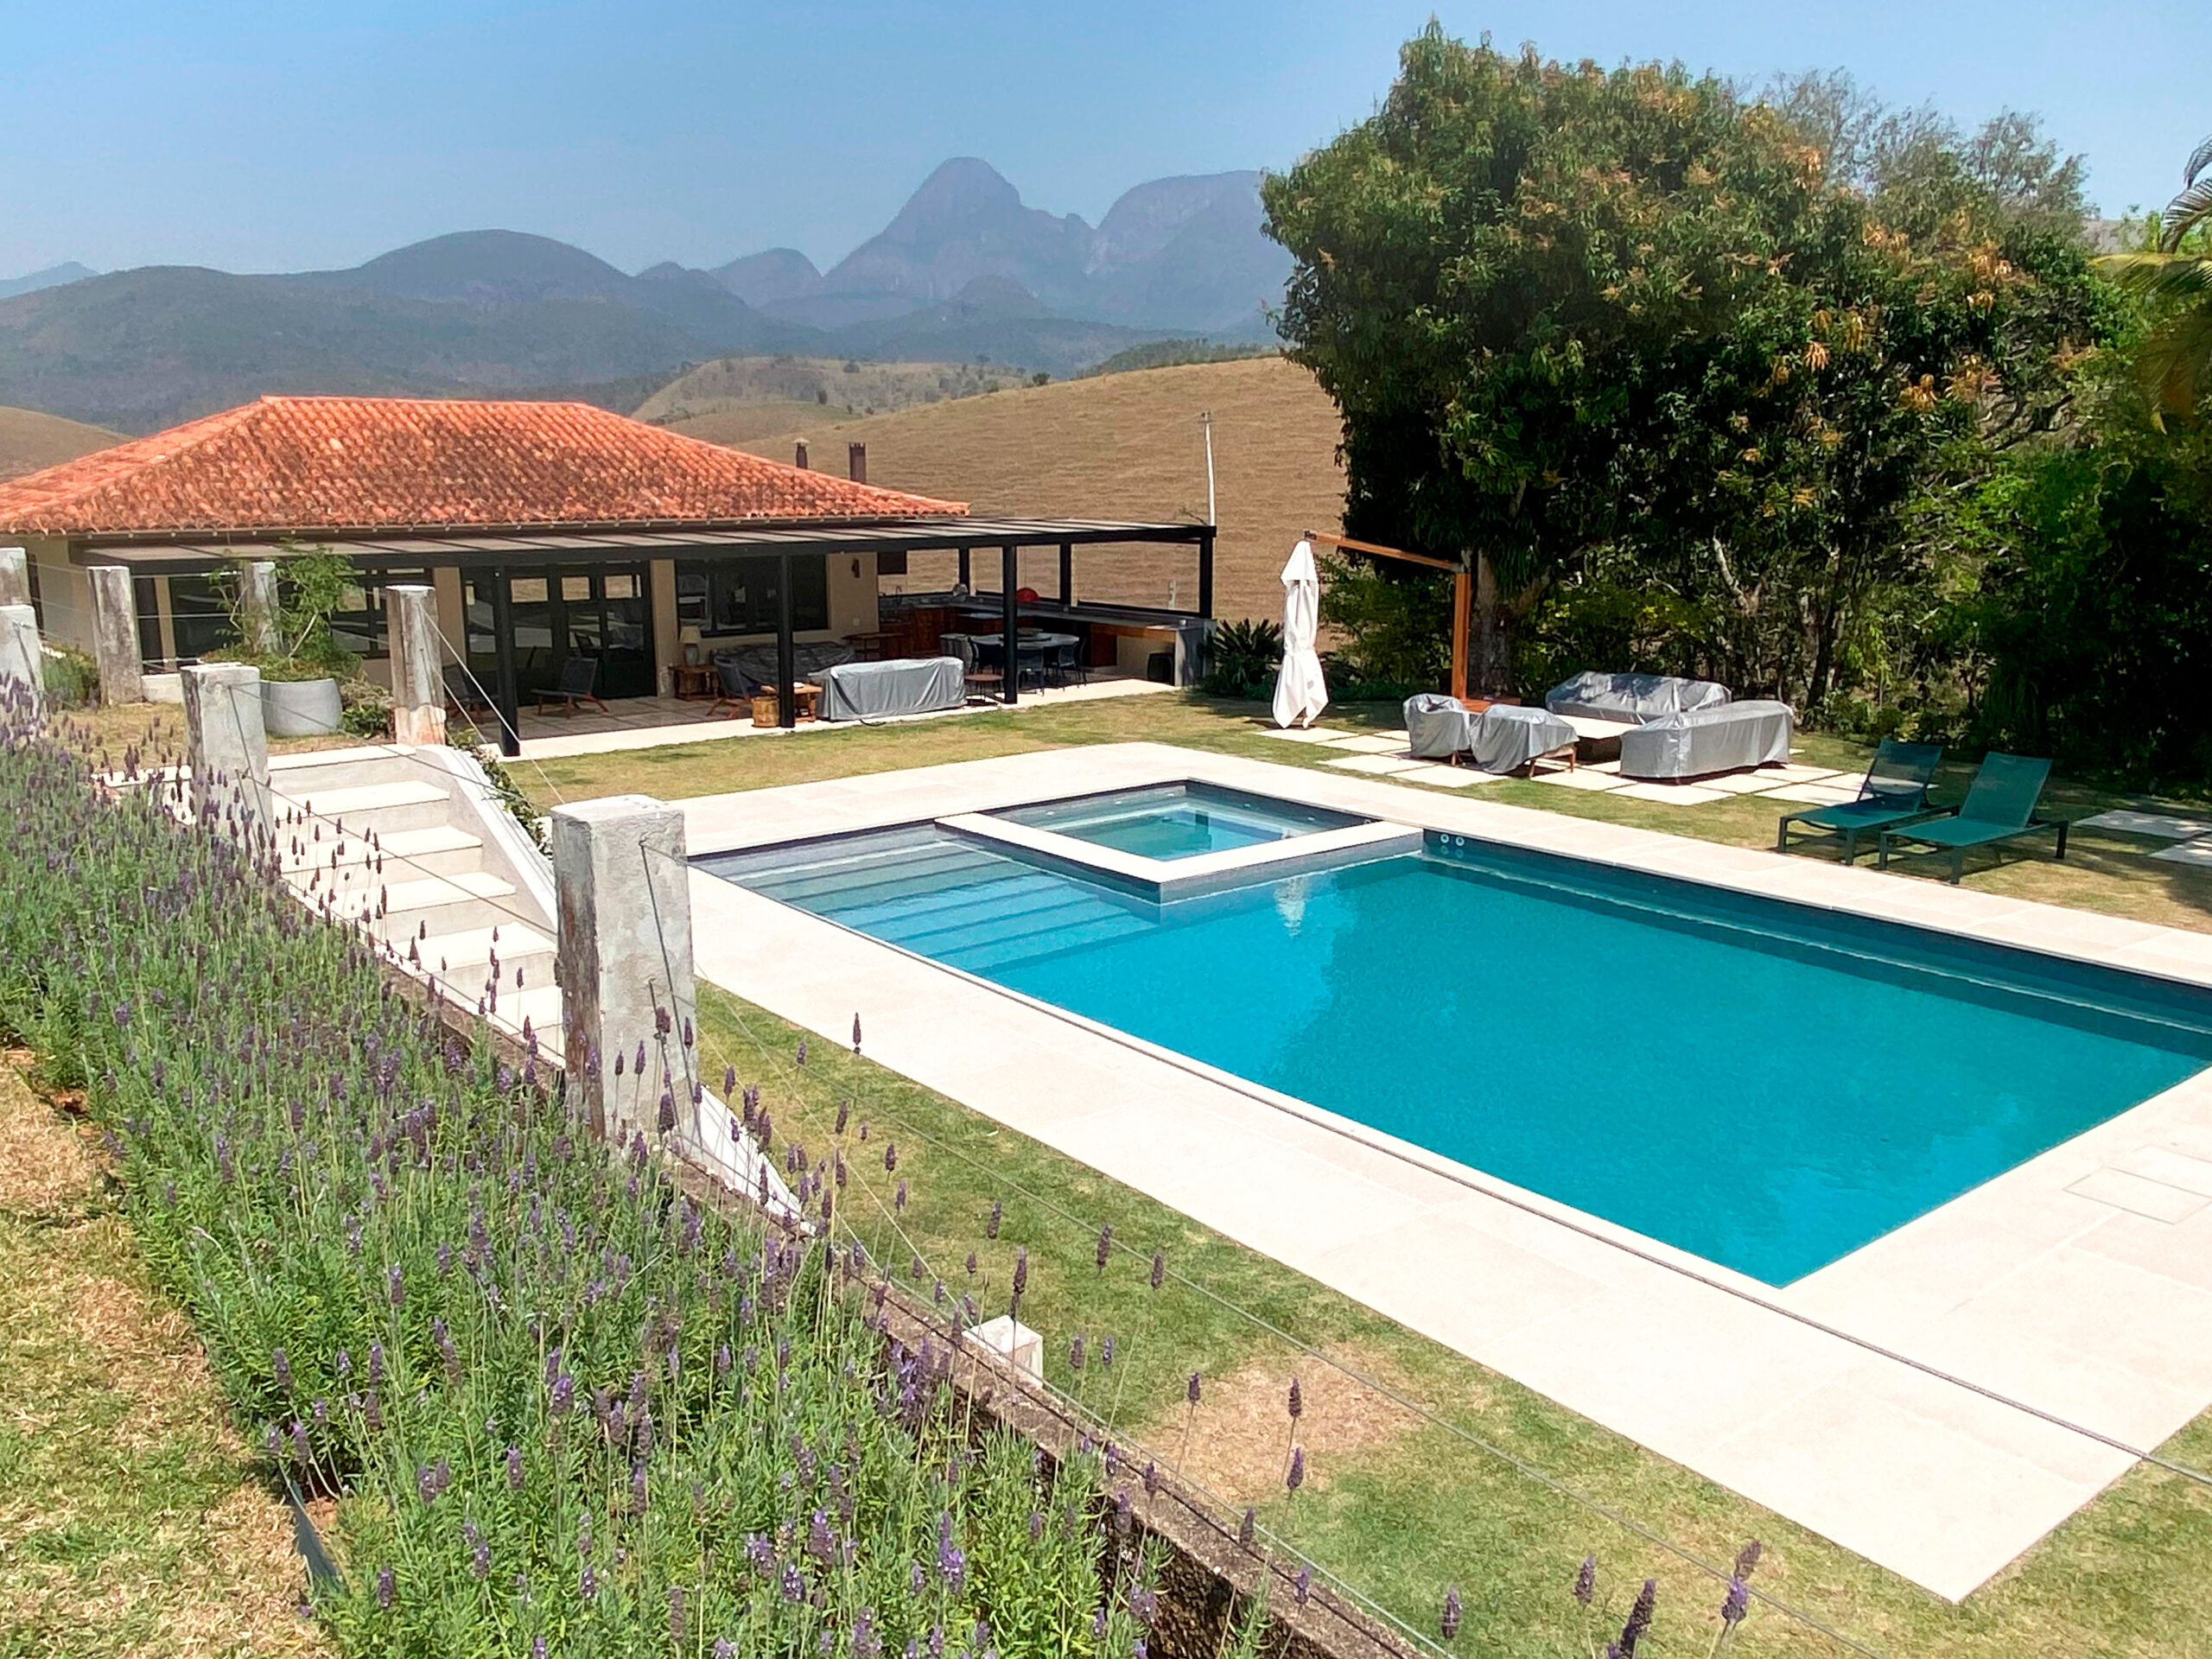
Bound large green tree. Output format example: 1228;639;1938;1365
1262;29;2109;704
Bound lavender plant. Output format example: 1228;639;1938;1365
0;709;1175;1658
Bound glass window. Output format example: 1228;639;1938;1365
604;572;639;600
675;556;830;634
512;576;549;604
329;569;428;659
562;575;594;601
168;575;231;662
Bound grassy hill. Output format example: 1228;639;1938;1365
696;355;1344;623
632;355;1021;435
0;404;119;480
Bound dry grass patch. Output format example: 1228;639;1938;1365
0;1059;326;1658
1146;1344;1425;1509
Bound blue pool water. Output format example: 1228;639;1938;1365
994;782;1364;861
703;829;2212;1284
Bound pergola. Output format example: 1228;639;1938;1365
69;515;1217;753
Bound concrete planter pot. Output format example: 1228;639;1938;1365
262;677;343;736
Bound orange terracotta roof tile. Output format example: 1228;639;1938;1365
0;396;964;536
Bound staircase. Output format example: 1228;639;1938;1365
267;746;563;1058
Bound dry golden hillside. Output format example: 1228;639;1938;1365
691;356;1346;623
0;405;119;481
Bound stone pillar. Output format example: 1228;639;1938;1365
384;583;445;746
86;565;143;705
0;603;41;719
238;560;279;657
551;795;697;1146
0;547;29;608
181;662;269;835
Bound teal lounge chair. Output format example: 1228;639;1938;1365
1777;739;1944;864
1877;752;2068;883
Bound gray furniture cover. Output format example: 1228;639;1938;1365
1544;671;1731;725
1403;695;1578;773
1619;700;1794;779
816;657;966;721
712;641;856;696
1471;705;1580;773
1404;693;1475;760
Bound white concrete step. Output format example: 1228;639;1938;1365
410;922;555;971
273;779;452;836
489;984;566;1041
325;869;522;938
281;823;484;880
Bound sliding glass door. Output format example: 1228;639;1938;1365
464;564;655;702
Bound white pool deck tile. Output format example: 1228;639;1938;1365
1611;780;1728;805
680;743;2212;1601
1257;724;1363;746
1528;766;1631;791
1329;732;1416;754
2076;809;2212;840
2152;838;2212;869
1323;753;1424;776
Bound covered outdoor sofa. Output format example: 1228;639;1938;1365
1618;700;1796;780
814;656;966;722
1543;671;1732;724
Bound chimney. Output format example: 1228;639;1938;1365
849;442;868;485
794;439;810;470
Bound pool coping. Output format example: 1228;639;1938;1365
939;808;1426;899
677;741;2212;1603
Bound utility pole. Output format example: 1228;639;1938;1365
1199;410;1217;527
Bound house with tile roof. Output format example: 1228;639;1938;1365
0;396;1215;746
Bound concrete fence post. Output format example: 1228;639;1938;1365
0;603;41;719
384;583;445;747
86;565;143;705
0;547;29;608
181;662;270;835
551;795;697;1147
238;560;279;657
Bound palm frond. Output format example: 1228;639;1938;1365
2186;132;2212;188
2094;249;2212;301
2138;307;2212;428
2160;175;2212;251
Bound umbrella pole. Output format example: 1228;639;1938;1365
1451;567;1471;702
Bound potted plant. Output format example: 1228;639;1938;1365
207;544;359;735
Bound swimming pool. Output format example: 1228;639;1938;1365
992;782;1367;861
702;825;2212;1284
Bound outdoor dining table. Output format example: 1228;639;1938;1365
969;630;1081;688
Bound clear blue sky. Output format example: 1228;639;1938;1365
3;1;2202;278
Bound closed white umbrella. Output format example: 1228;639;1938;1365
1272;537;1329;728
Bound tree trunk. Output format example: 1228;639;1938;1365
1470;551;1515;698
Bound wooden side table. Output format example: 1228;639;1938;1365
673;663;718;701
750;683;823;727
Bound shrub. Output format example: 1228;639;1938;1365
40;644;100;706
0;714;1171;1656
1202;618;1284;699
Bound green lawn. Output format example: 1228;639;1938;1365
521;690;2212;938
696;987;2212;1659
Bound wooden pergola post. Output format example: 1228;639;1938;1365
1306;531;1473;701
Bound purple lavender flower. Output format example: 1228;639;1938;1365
964;1250;977;1276
1287;1446;1305;1492
1238;1508;1255;1548
1070;1332;1086;1371
1012;1248;1027;1298
851;1014;863;1053
465;1521;490;1580
385;1264;404;1308
291;1421;312;1464
1720;1577;1749;1627
796;1039;808;1067
580;1564;598;1600
1733;1539;1763;1581
1441;1586;1463;1640
1149;1248;1165;1290
1028;1509;1045;1541
271;1347;293;1392
715;1642;734;1659
374;1566;395;1610
1287;1376;1302;1421
986;1199;1001;1239
1142;1459;1159;1497
1294;1565;1312;1606
882;1141;897;1173
724;1064;737;1096
780;1560;805;1603
1187;1370;1202;1406
1573;1554;1596;1605
1095;1223;1112;1271
670;1585;687;1644
1618;1579;1657;1658
506;1445;524;1491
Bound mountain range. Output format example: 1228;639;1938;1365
0;161;1288;434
